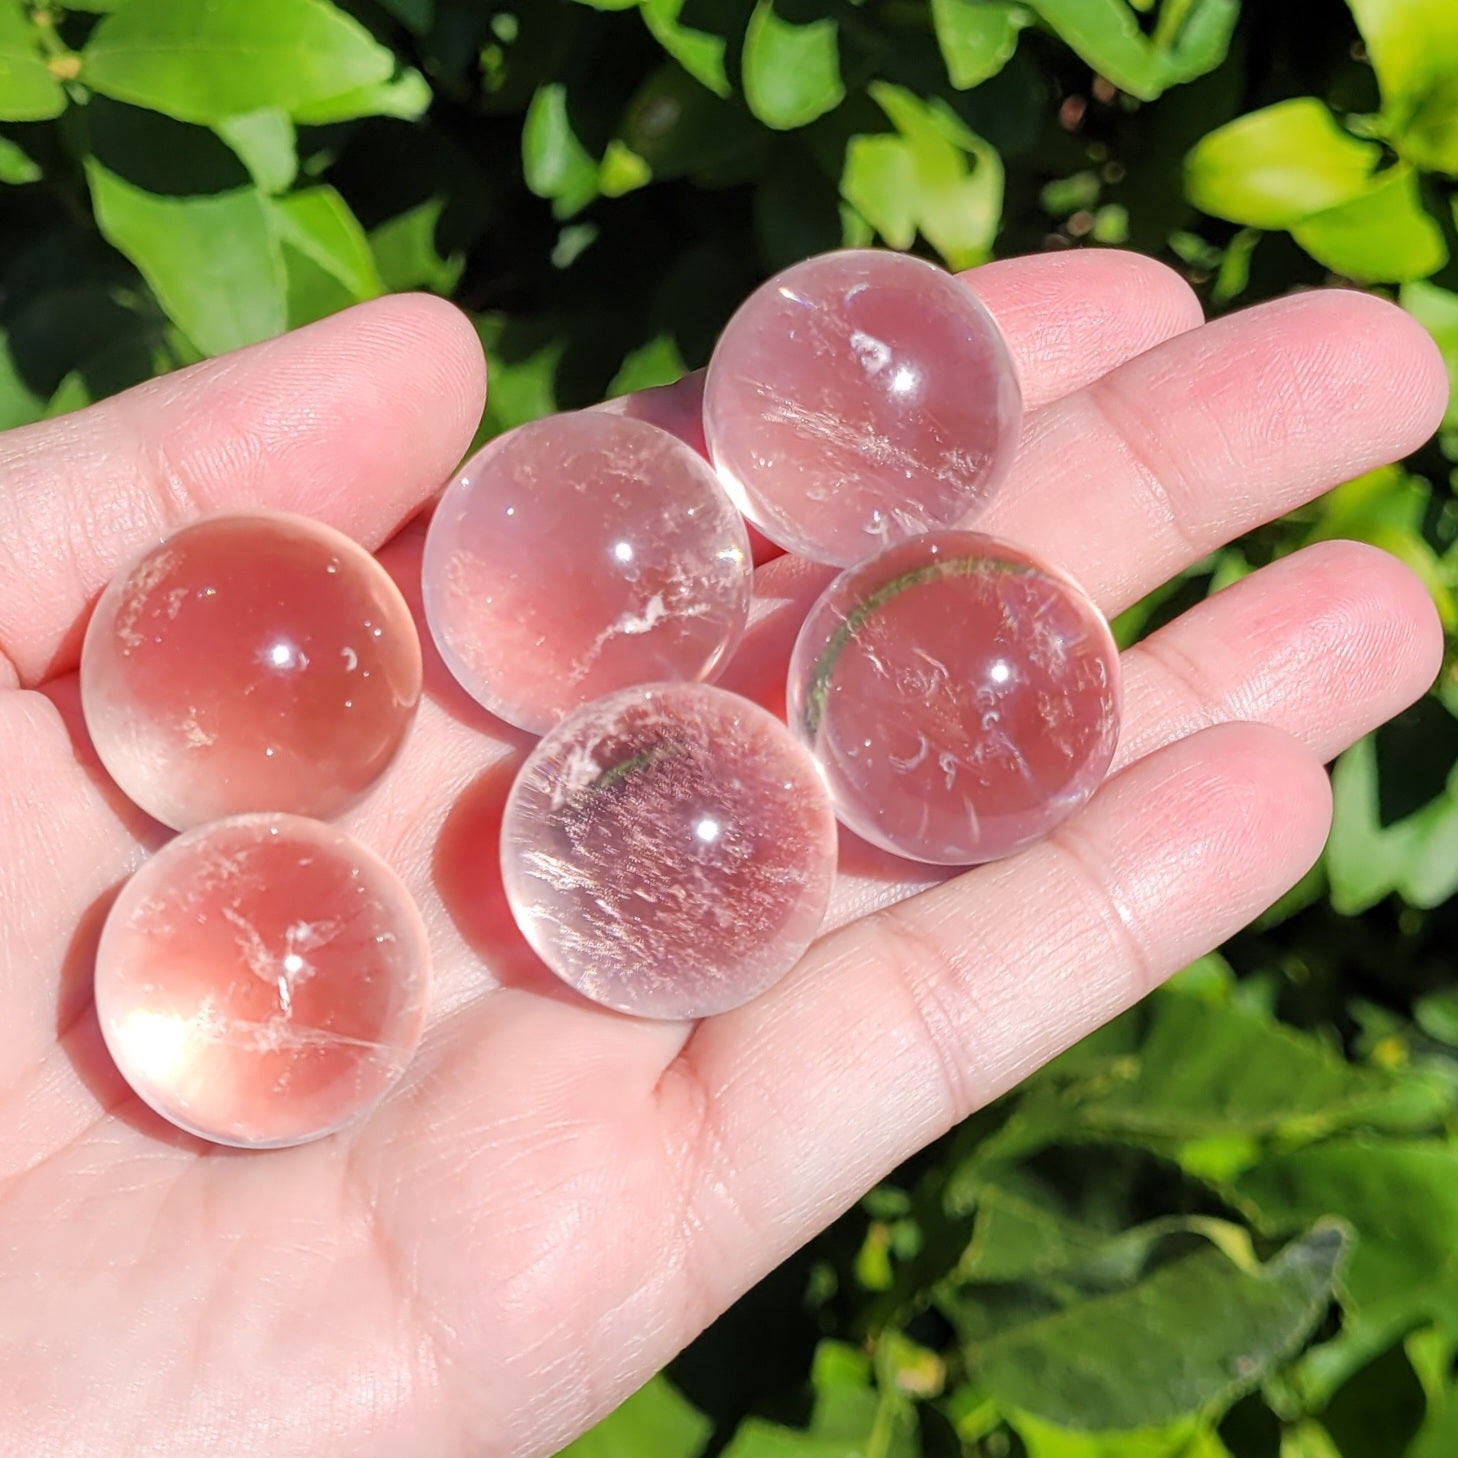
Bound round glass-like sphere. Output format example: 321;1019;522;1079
501;682;837;1019
95;814;430;1149
81;512;421;830
702;249;1023;567
787;532;1120;866
422;412;752;734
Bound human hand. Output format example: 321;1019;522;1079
0;251;1446;1458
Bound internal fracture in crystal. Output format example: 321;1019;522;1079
787;532;1120;865
81;512;421;830
500;682;837;1019
423;412;752;734
95;814;430;1148
703;249;1022;567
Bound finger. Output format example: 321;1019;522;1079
0;294;486;688
604;248;1204;461
1112;539;1443;771
977;289;1449;615
965;247;1205;408
665;722;1331;1293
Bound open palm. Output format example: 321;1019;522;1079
0;250;1447;1458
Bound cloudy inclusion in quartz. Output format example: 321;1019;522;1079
787;532;1120;866
81;513;421;830
501;683;838;1019
95;814;430;1149
703;249;1023;567
422;412;752;734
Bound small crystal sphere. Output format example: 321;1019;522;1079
702;249;1023;567
787;532;1120;866
81;513;421;830
95;814;430;1149
501;682;837;1019
423;412;752;734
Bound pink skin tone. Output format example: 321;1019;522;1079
704;249;1022;566
81;513;421;829
96;814;430;1149
502;683;836;1019
0;264;1447;1458
788;532;1120;865
423;413;750;734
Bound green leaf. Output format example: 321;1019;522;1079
1291;163;1447;282
289;65;432;124
269;186;381;301
86;160;286;355
1239;1143;1458;1358
81;0;396;125
558;1375;710;1458
599;138;651;197
1024;0;1164;100
0;335;44;429
640;0;743;98
1068;987;1404;1141
1153;0;1239;87
931;0;1030;90
522;81;600;218
370;198;463;295
0;0;66;121
1010;1410;1234;1458
1187;96;1448;281
607;335;688;397
474;314;567;437
951;1224;1347;1430
1185;98;1383;230
1348;0;1458;174
742;0;843;130
0;134;40;183
1403;280;1458;429
720;1340;918;1458
44;369;91;419
1327;732;1458;913
842;83;1003;270
215;110;297;193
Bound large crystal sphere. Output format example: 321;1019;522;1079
500;683;837;1019
422;412;752;734
95;814;430;1148
81;513;421;830
703;249;1022;567
787;532;1120;865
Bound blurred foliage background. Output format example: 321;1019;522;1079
3;0;1458;1453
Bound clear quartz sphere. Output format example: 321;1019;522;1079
422;411;752;734
500;682;838;1019
81;512;422;830
95;814;430;1149
787;532;1121;866
702;248;1023;567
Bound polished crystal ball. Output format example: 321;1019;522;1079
702;249;1023;567
787;532;1120;865
501;682;837;1019
95;814;430;1148
423;412;752;734
81;512;421;830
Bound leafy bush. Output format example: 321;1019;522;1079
3;0;1458;1453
